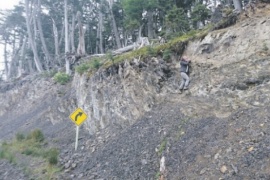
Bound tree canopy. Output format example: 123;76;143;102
0;0;257;80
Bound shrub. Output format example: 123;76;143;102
1;141;8;146
53;72;70;85
92;58;102;69
75;58;102;75
163;49;172;61
106;51;114;64
46;148;59;165
0;149;5;159
0;149;16;163
22;148;34;156
75;63;91;75
30;129;44;143
16;133;25;142
146;46;157;57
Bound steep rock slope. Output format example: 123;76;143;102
0;4;270;179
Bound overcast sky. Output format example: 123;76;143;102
0;0;20;10
0;0;20;72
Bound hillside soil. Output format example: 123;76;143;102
1;3;270;180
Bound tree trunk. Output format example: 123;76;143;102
64;0;70;74
147;10;155;40
7;33;21;79
138;24;144;39
87;23;93;54
18;37;27;77
212;0;217;12
95;24;100;54
76;11;86;56
59;21;65;49
233;0;242;12
71;13;76;54
226;0;233;7
52;18;61;65
7;55;17;79
37;0;52;69
112;44;139;55
4;40;8;78
25;0;43;72
108;0;121;49
97;5;104;54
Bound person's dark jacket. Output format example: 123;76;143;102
180;59;190;73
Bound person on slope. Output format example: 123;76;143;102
179;56;191;91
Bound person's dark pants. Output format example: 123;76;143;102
180;72;189;90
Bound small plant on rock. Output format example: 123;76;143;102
92;58;102;69
53;72;70;85
76;63;91;75
163;49;172;61
0;143;16;163
106;51;115;64
16;133;25;142
146;46;157;57
46;148;59;165
262;43;269;51
158;139;167;156
28;129;44;143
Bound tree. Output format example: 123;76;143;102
64;0;70;74
191;3;211;28
96;2;105;54
107;0;122;49
0;4;31;79
37;0;52;69
165;6;190;37
121;0;158;40
76;11;86;55
25;0;44;72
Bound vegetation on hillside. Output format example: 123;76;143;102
0;0;261;80
0;129;61;179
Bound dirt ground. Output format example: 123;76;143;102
1;3;270;180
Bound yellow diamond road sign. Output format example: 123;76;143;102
69;108;88;126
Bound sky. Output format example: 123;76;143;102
0;0;20;10
0;0;20;73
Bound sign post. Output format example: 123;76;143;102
69;108;88;151
75;126;79;151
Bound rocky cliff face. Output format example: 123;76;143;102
73;7;270;134
72;57;181;134
1;6;270;138
1;4;270;179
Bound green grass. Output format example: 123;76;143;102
0;129;61;179
155;172;161;180
53;72;71;85
0;145;16;164
158;139;167;156
175;117;191;140
163;48;172;61
75;58;103;75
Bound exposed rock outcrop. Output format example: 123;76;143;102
0;4;270;179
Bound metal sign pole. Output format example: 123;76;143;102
75;125;79;151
